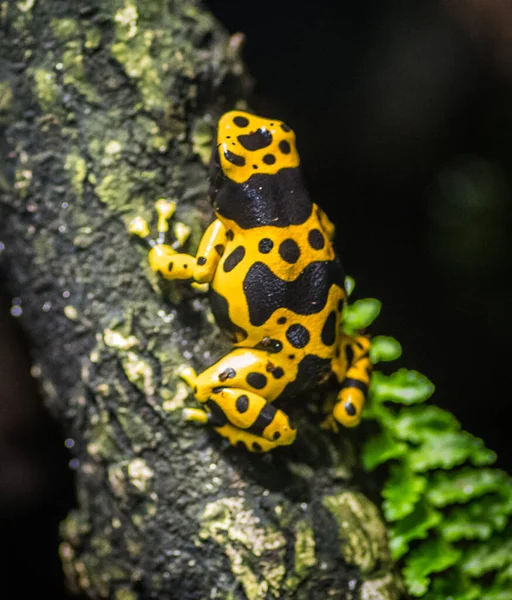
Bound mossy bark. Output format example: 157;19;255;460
0;1;403;598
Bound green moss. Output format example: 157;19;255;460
110;0;166;112
62;42;100;102
85;25;102;49
90;533;113;558
114;589;138;600
116;406;158;452
323;491;391;575
46;18;100;103
95;169;128;206
200;497;287;600
104;328;140;350
127;458;154;492
14;167;32;198
0;81;13;125
31;68;61;112
61;510;92;547
359;573;403;600
111;36;165;113
16;0;36;11
51;17;79;41
109;0;202;118
65;152;87;199
87;411;123;461
191;117;213;166
120;351;155;396
285;519;316;590
105;140;123;158
94;164;158;215
294;521;316;577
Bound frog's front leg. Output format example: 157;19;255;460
327;335;372;430
181;349;297;452
130;199;226;283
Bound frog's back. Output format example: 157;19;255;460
208;110;345;353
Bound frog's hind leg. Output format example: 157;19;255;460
181;349;297;452
329;335;372;429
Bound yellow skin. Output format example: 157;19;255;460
130;110;371;452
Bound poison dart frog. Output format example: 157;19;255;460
129;110;371;452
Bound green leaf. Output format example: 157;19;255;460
361;395;396;425
389;501;443;560
461;536;512;578
495;563;512;584
423;570;481;600
370;335;402;364
361;430;408;471
371;369;435;406
427;468;509;507
408;431;496;473
481;590;512;600
343;298;381;331
439;494;512;542
382;463;427;522
344;275;355;297
403;537;462;597
392;405;460;443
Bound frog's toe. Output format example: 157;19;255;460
320;414;339;433
171;221;191;250
191;282;209;293
183;407;209;424
128;216;151;239
333;388;364;428
177;365;198;389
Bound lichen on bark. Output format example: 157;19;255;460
0;1;402;598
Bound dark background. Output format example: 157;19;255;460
1;0;511;597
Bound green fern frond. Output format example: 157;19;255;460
346;279;512;598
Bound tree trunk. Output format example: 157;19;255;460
0;1;402;598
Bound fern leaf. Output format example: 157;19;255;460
427;468;508;507
402;537;461;597
371;369;435;406
342;298;381;332
382;463;427;521
370;335;402;364
361;430;408;471
408;431;496;472
389;501;443;560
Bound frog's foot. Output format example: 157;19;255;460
320;413;339;433
331;334;371;428
129;199;196;280
129;199;190;248
320;390;338;431
185;384;296;451
332;387;365;428
178;365;198;389
183;407;209;424
215;422;290;452
178;365;203;422
183;389;295;451
184;349;297;451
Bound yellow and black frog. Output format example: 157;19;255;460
130;110;371;452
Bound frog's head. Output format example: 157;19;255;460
212;110;300;186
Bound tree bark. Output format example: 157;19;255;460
0;1;402;598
